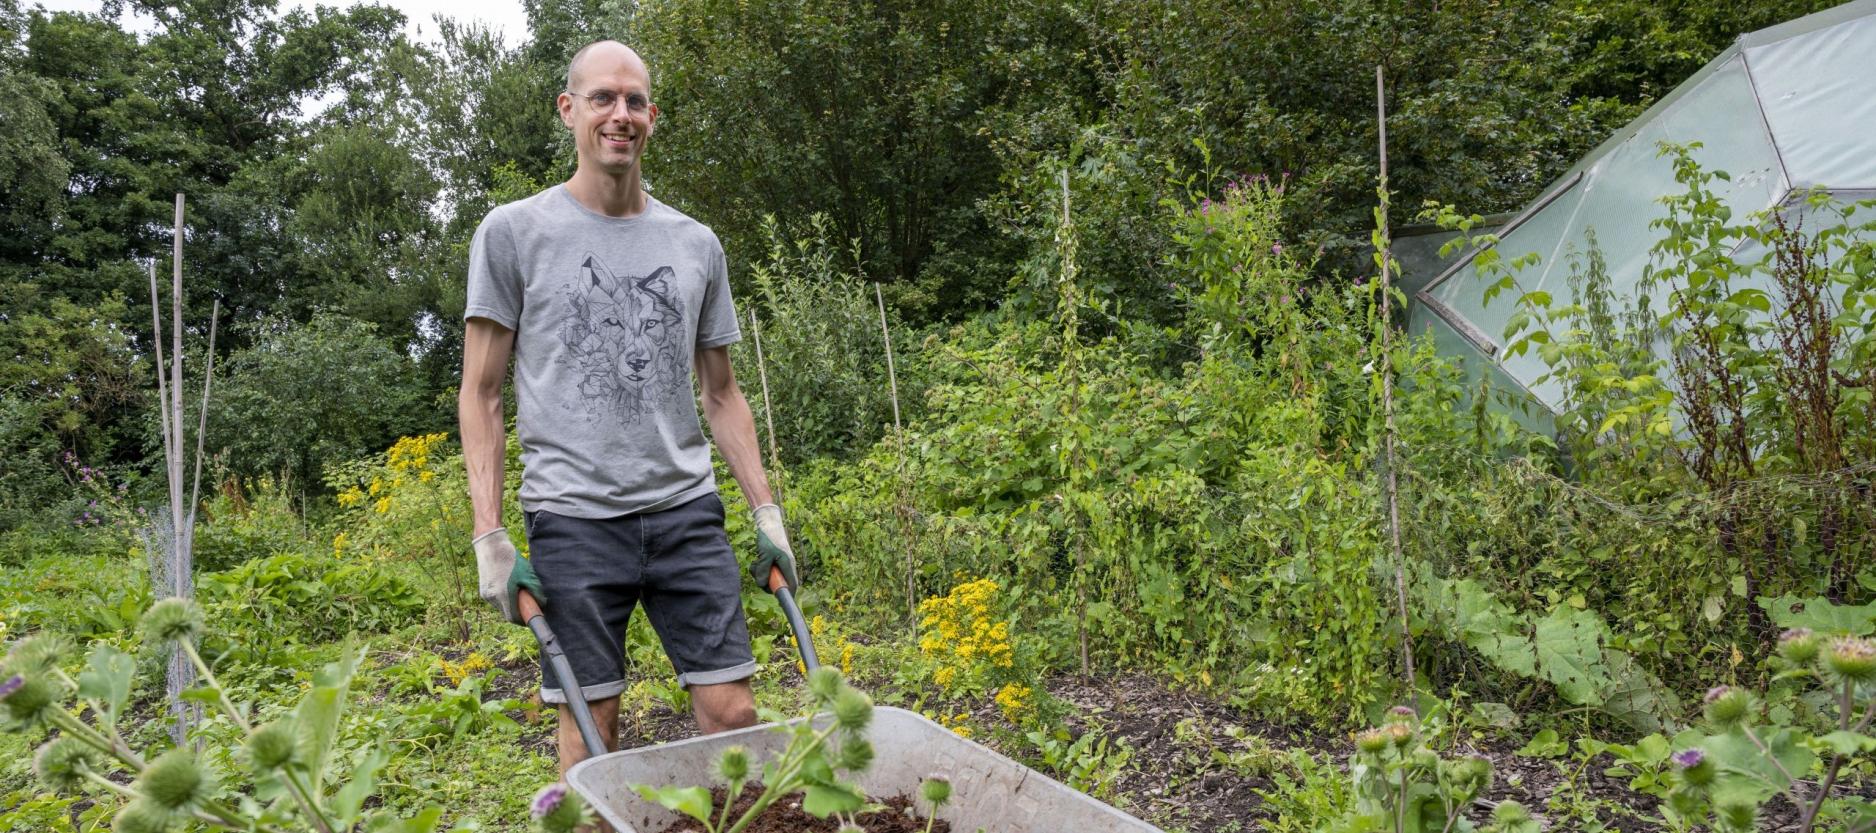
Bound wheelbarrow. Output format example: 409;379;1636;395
556;568;1162;831
565;706;1164;832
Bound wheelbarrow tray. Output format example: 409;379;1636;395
566;706;1163;832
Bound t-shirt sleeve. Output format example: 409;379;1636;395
464;209;522;330
695;237;742;349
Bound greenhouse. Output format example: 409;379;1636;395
1401;0;1876;414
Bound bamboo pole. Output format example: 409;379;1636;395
170;193;186;583
875;284;914;620
147;263;173;480
187;298;219;537
1058;168;1089;677
749;310;782;501
1376;66;1417;695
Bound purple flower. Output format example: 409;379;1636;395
0;675;23;699
1672;748;1705;768
1272;242;1284;256
1388;705;1416;717
1704;685;1732;704
530;783;568;819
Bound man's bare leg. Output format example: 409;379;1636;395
557;697;621;833
689;680;758;734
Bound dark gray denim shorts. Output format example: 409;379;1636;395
524;492;756;703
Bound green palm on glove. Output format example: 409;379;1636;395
750;503;799;593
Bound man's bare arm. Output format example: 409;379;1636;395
460;317;516;536
695;345;774;510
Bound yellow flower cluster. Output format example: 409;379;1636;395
918;578;1015;695
995;682;1033;721
437;651;492;686
925;709;975;738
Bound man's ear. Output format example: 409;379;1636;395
646;103;659;137
556;93;575;129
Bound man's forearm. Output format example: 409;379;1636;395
459;387;507;536
702;386;774;510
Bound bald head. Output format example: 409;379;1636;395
566;40;651;94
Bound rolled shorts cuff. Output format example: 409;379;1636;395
540;678;628;705
677;660;758;688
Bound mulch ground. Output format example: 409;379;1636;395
483;651;1870;832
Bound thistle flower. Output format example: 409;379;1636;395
1446;755;1493;797
530;783;567;819
1354;728;1389;754
1777;628;1820;664
35;737;100;793
135;749;212;811
1;673;56;726
807;667;844;703
715;745;750;784
1382;722;1414;748
1672;747;1714;786
1702;685;1750;728
1385;705;1417;724
112;799;175;833
1716;800;1757;832
5;633;74;675
529;782;589;833
836;737;875;772
244;721;299;771
1491;801;1533;825
138;599;204;647
832;687;873;732
920;774;952;806
1823;637;1876;683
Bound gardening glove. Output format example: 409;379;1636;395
749;503;800;593
472;527;545;625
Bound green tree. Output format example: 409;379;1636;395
210;313;431;492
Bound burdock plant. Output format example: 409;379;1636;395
628;668;919;833
0;601;449;833
1661;627;1876;833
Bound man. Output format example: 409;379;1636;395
458;40;799;778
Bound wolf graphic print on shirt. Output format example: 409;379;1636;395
557;254;688;424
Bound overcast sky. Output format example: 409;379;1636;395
28;0;534;48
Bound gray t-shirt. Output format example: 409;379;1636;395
464;185;741;518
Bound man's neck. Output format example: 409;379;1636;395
564;166;648;218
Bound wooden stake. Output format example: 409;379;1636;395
170;193;186;585
749;310;782;501
147;263;173;482
187;298;219;536
875;284;916;619
1376;66;1417;696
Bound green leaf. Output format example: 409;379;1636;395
77;644;134;724
1533;607;1607;706
1814;731;1876;756
331;746;389;827
1517;729;1567;758
1757;595;1876;635
297;639;365;792
631;784;713;823
801;782;865;817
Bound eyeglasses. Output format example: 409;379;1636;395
566;89;652;116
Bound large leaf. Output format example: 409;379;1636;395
801;782;866;817
1758;595;1876;636
296;639;365;792
1533;607;1608;706
77;644;134;726
331;746;388;828
631;784;712;823
1694;726;1816;806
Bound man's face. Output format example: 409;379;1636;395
558;47;658;176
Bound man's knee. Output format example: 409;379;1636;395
689;680;757;732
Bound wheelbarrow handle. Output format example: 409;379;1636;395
767;566;820;674
519;589;611;760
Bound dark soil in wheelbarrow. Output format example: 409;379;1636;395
658;787;949;833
